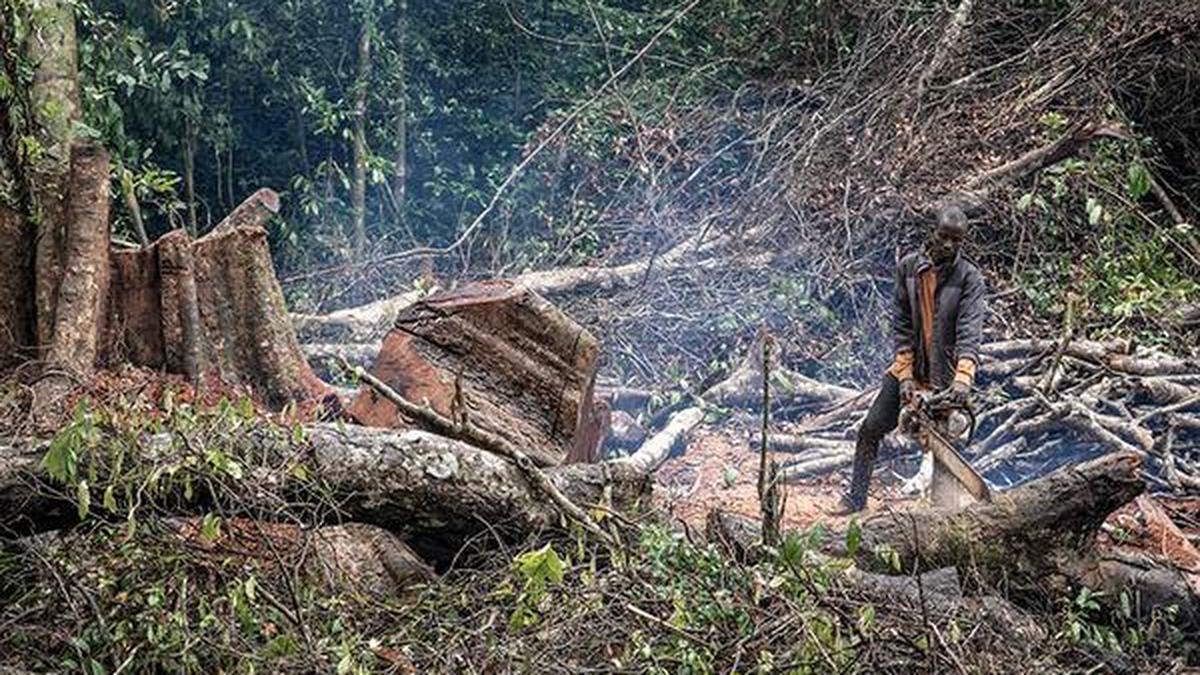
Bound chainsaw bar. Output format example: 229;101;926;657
914;410;991;503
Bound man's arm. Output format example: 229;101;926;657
953;265;988;388
890;258;915;381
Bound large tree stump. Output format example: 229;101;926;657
347;281;606;466
105;198;328;406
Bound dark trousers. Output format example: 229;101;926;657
845;373;902;510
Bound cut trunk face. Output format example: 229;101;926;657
347;280;607;465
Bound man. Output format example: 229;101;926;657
835;204;987;514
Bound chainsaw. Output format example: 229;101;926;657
898;391;991;505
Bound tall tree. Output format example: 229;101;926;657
351;4;374;258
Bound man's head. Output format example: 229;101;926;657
928;204;967;265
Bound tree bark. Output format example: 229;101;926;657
346;281;605;466
25;0;82;350
391;0;407;229
32;142;111;421
0;424;652;555
351;17;372;258
106;191;327;406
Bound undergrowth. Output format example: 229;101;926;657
0;397;1193;673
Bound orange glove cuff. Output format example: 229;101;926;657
953;357;977;387
889;350;914;382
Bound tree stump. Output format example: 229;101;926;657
105;200;328;407
346;281;606;466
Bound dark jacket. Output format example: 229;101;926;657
893;251;987;389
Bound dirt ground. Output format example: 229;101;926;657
656;426;919;532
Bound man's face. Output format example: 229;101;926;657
928;219;966;265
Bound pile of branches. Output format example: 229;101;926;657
362;525;1184;674
744;338;1200;491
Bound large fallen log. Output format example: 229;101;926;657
346;281;606;466
705;452;1197;626
0;424;651;556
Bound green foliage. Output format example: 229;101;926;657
507;543;567;630
37;392;299;532
1012;136;1198;337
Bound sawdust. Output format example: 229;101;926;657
656;425;919;532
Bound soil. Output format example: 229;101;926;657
656;425;919;532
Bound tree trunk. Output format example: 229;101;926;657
106;189;327;406
25;0;81;350
184;115;198;235
32;142;111;420
346;281;606;466
0;424;651;557
351;18;371;258
392;0;407;229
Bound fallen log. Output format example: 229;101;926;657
614;407;704;472
705;452;1196;625
345;280;606;467
856;452;1143;575
0;424;651;557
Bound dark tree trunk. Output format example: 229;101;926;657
0;206;34;368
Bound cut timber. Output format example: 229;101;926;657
347;280;604;466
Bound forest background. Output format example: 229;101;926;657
6;0;1196;392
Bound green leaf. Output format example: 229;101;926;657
41;436;79;484
1126;162;1151;200
858;603;876;631
102;484;117;512
515;543;565;585
845;519;862;557
201;513;222;542
1016;192;1035;212
77;480;91;520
